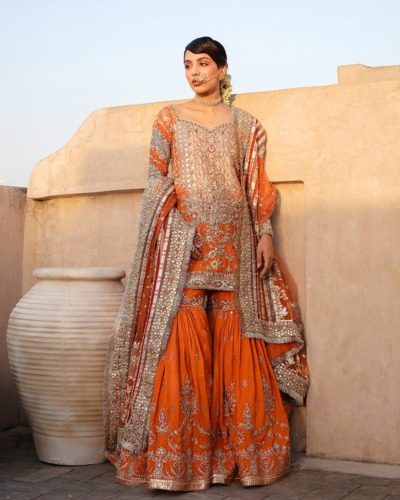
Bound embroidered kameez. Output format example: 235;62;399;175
105;105;309;490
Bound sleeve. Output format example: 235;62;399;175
251;122;276;239
148;107;172;177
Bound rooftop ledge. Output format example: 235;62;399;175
27;64;400;201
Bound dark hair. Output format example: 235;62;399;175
184;36;227;68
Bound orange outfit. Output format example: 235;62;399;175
105;106;309;491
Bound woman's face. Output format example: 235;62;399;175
184;50;225;94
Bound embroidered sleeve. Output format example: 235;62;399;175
148;107;172;177
253;122;276;239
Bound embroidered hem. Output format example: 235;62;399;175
212;468;290;486
116;476;210;491
115;469;290;490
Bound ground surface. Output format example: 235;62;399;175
1;428;400;499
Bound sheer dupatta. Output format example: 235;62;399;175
234;109;309;404
105;173;195;456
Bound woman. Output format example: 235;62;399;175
105;36;309;491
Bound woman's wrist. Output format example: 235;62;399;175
258;220;273;239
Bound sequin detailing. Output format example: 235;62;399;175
185;272;236;291
180;293;207;308
169;106;242;290
259;220;274;238
206;297;236;311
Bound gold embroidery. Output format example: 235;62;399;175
212;377;290;485
170;106;241;229
185;271;236;291
170;105;241;292
180;293;207;308
206;298;237;311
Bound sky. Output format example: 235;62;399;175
1;0;399;187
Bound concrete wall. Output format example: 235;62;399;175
0;186;26;430
9;64;400;464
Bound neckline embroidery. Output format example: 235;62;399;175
169;104;234;132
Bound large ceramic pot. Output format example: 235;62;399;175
6;267;125;465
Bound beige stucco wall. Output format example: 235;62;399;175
338;63;400;84
27;103;166;200
17;64;400;464
22;193;142;293
0;186;26;430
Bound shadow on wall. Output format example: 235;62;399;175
0;186;27;430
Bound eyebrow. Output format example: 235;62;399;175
184;56;211;64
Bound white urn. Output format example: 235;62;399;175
6;267;125;465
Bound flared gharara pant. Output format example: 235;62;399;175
112;289;290;491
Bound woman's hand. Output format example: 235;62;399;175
190;236;202;261
257;234;274;278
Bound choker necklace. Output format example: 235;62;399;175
194;96;222;106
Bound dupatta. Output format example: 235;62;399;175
234;109;309;403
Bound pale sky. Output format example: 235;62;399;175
1;0;399;187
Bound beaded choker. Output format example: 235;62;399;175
194;96;222;106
